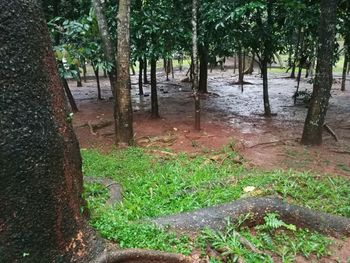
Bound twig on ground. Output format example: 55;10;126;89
324;123;339;142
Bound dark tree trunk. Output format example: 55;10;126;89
130;63;136;76
238;48;244;84
82;59;87;82
150;59;160;118
301;0;338;145
291;27;302;79
143;56;149;84
115;0;133;146
192;0;200;130
0;1;104;261
138;57;144;95
76;65;83;87
62;78;79;112
261;60;272;117
93;65;102;100
341;49;348;92
92;0;117;96
199;45;208;93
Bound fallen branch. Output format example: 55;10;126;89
151;197;350;237
248;140;283;149
324;123;339;142
330;150;350;155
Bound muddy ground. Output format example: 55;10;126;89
70;63;350;178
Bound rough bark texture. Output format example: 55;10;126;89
192;0;200;130
0;1;104;261
92;0;117;96
301;0;338;145
151;59;160;118
115;0;133;146
199;45;208;93
152;197;350;238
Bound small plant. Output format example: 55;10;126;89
256;213;296;232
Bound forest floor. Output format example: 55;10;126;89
71;66;350;178
74;66;350;262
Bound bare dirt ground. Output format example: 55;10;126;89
71;63;350;178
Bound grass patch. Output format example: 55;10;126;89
82;147;350;261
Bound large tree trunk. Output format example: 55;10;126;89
0;1;104;261
301;0;338;145
199;45;208;93
151;59;160;118
92;0;117;96
115;0;133;146
192;0;200;130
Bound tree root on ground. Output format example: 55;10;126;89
84;176;123;206
324;123;339;142
151;197;350;238
94;249;192;263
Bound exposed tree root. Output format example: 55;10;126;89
151;197;350;237
84;176;123;206
324;123;339;142
94;249;192;263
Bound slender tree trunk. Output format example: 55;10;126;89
192;0;200;130
62;78;79;112
261;60;272;117
199;45;208;93
0;1;104;261
301;0;338;145
115;0;133;146
245;53;255;75
151;59;159;118
143;56;149;84
82;59;87;82
294;66;302;104
341;48;348;91
93;65;102;100
238;48;244;84
138;57;144;95
130;63;136;76
291;27;302;79
91;0;117;96
76;65;83;87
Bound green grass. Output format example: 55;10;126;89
82;147;350;261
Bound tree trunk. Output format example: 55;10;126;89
199;45;208;93
151;59;160;118
82;59;87;82
192;0;200;130
93;65;102;100
341;48;348;92
76;65;83;87
143;56;149;84
238;48;244;84
245;53;255;75
115;0;133;146
92;0;117;96
291;27;302;79
301;0;338;145
0;1;104;261
138;58;144;95
261;60;272;117
62;78;79;112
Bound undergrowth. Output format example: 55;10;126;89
82;147;350;262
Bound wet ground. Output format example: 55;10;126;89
70;65;350;177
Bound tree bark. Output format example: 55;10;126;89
192;0;200;130
138;57;144;95
0;1;104;261
301;0;338;145
238;48;244;84
151;59;160;118
341;48;348;92
91;0;117;97
143;56;149;84
261;59;272;117
115;0;133;146
199;45;208;93
62;78;79;112
93;65;102;100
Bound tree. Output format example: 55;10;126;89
192;0;200;130
0;1;104;261
115;0;133;145
301;0;339;145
